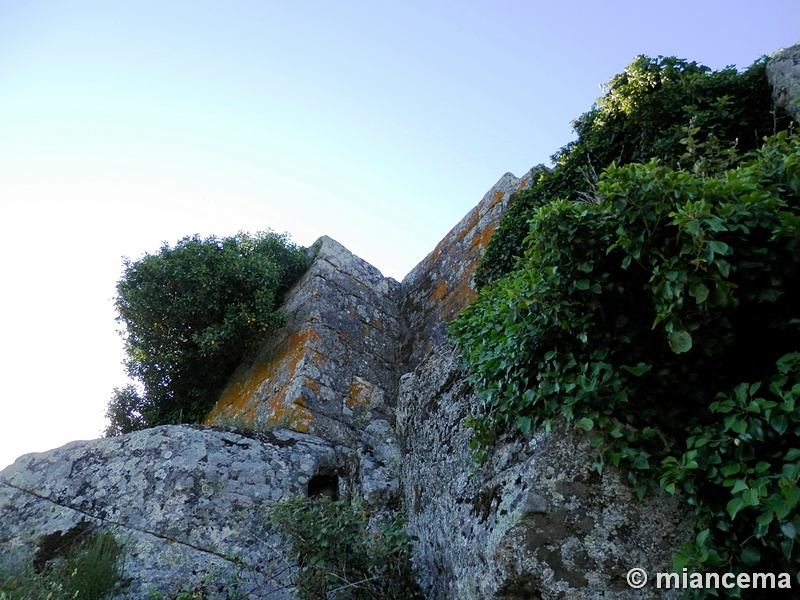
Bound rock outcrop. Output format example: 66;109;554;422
2;46;799;598
397;344;693;599
0;425;343;598
768;44;800;124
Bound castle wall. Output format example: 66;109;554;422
399;170;534;371
204;236;402;447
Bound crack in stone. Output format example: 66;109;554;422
0;478;243;566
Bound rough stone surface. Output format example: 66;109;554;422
397;344;695;599
399;170;535;372
0;425;344;599
768;43;800;124
205;235;403;448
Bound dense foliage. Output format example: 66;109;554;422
449;54;800;594
477;55;784;286
268;497;421;600
106;231;308;435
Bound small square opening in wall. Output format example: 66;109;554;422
307;474;339;500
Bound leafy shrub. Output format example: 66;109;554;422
268;496;421;599
0;531;124;600
449;130;800;592
477;55;786;286
106;230;308;435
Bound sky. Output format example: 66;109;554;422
1;1;798;470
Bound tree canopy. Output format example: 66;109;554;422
106;230;308;435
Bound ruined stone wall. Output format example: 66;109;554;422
203;167;534;449
205;235;403;448
6;45;800;595
399;170;534;371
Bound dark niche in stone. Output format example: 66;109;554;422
308;473;339;500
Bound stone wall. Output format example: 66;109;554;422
205;235;403;448
399;170;534;371
397;343;693;600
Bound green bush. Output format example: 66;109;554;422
268;496;421;599
477;55;785;287
106;230;308;435
450;130;800;592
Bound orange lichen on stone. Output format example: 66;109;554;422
306;377;321;395
286;328;322;374
423;191;506;319
205;327;323;426
517;178;530;190
429;278;450;303
467;216;500;261
347;379;375;407
205;355;274;425
440;276;478;320
266;390;313;432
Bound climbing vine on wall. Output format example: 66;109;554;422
450;52;800;594
477;55;782;287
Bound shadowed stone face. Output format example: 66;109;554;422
768;45;800;124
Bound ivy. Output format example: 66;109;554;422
477;55;786;287
449;131;800;587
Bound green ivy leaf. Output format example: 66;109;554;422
620;363;652;376
772;414;789;435
727;497;745;520
740;545;761;566
781;521;797;540
689;283;710;304
516;415;532;434
707;240;730;255
668;330;693;354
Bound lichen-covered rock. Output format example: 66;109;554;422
399;170;535;372
205;236;403;447
0;425;345;598
397;343;694;599
357;419;402;510
768;44;800;124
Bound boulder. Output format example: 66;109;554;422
0;425;344;599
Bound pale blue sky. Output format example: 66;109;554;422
1;1;798;469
